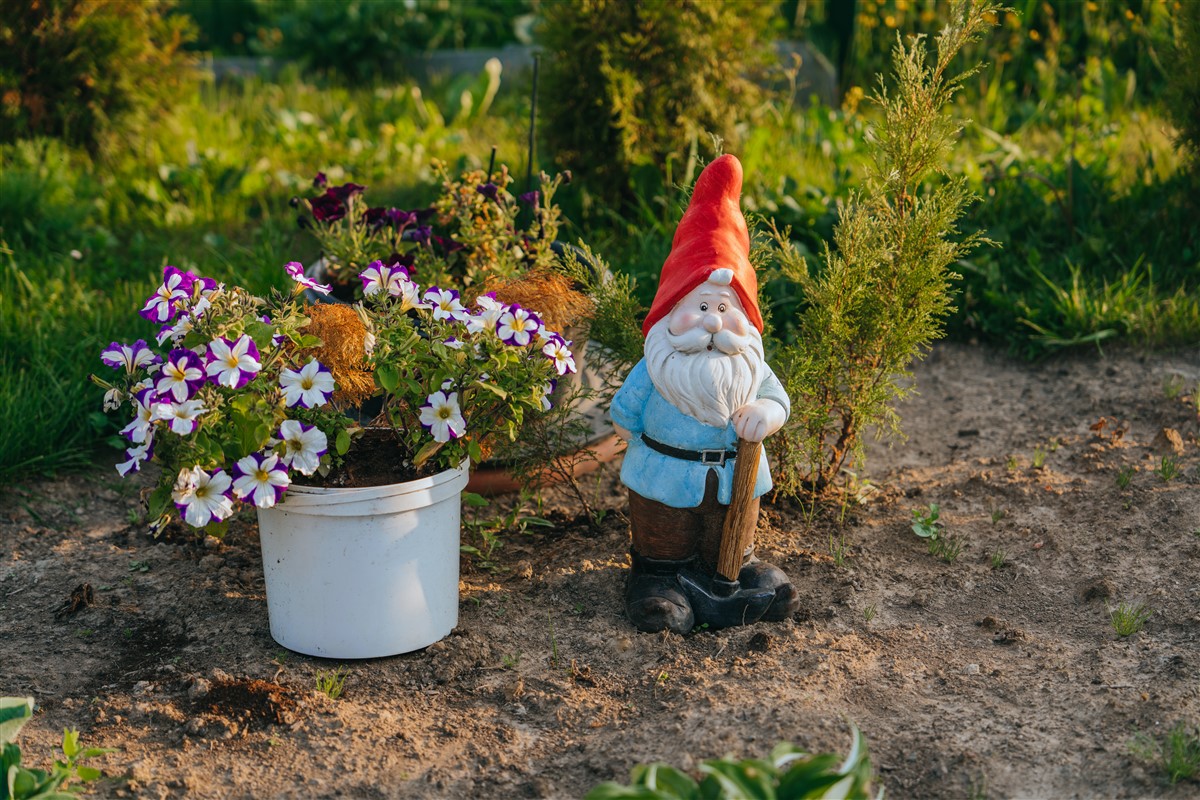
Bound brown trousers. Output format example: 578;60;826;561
628;469;758;570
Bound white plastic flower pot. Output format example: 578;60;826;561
256;461;469;659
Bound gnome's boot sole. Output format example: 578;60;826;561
625;552;694;634
737;559;800;622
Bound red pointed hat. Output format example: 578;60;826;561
642;154;761;337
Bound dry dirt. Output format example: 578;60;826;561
3;342;1199;799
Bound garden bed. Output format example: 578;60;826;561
3;342;1198;799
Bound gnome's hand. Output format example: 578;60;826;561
732;399;787;443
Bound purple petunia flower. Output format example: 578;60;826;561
477;182;499;201
232;452;290;508
328;182;366;202
423;286;468;322
116;438;155;477
205;334;262;389
310;192;346;222
101;339;161;374
496;304;541;346
412;226;433;245
140;265;196;324
277;420;328;476
155;348;206;402
313;171;327;189
279;358;335;409
518;190;540;206
284;261;332;295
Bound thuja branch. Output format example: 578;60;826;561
765;0;1002;495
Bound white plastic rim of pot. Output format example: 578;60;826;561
256;461;470;659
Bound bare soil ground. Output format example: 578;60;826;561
3;342;1199;800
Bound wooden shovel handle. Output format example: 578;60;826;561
716;438;761;582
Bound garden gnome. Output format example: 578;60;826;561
611;154;800;634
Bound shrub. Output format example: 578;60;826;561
537;0;778;209
1164;0;1200;164
764;0;998;494
0;0;196;154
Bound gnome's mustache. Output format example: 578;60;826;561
666;325;753;356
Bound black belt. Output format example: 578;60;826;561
641;434;737;466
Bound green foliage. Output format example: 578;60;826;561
1130;721;1200;786
1163;0;1200;163
314;667;349;701
585;725;880;800
0;0;197;153
1115;464;1135;489
1;696;116;800
911;504;941;539
1153;455;1180;482
1109;601;1152;637
537;0;777;209
245;0;531;80
765;1;998;494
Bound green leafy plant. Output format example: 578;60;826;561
862;604;877;624
1109;601;1152;637
1115;464;1136;489
1129;722;1200;786
1030;445;1047;469
538;0;777;208
315;667;349;700
764;0;1000;494
585;725;881;800
1163;0;1200;164
989;549;1008;570
1;696;116;799
1153;456;1180;482
1163;374;1187;400
0;0;196;153
911;503;941;540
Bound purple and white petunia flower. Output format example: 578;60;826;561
539;380;557;412
103;387;123;411
101;339;161;374
153;398;208;435
205;334;262;389
495;304;540;346
279;358;335;409
140;266;196;323
423;287;468;322
419;390;466;443
466;292;506;335
284;261;331;295
116;439;154;477
155;349;206;402
542;337;577;375
277;420;328;476
172;466;234;528
360;260;412;298
443;336;464;350
231;452;290;508
120;389;158;444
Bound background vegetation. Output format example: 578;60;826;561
0;0;1196;483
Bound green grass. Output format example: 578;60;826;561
1130;722;1200;786
1109;601;1153;637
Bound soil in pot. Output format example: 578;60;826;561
292;427;421;488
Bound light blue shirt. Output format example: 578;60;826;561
611;359;790;508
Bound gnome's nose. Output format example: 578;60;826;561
702;314;723;333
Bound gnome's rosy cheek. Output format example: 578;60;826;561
668;308;703;335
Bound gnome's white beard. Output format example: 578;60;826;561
644;318;765;429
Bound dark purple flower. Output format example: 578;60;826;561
364;206;388;229
385;207;415;228
313;172;327;189
310;192;346;222
477;182;499;201
519;190;540;206
412;226;432;245
328;182;366;202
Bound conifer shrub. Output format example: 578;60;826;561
537;0;777;210
764;0;999;494
0;0;196;154
1164;0;1200;165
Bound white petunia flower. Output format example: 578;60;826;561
277;420;328;476
152;398;208;435
172;466;234;528
279;358;335;408
232;452;290;508
419;390;466;443
542;336;577;376
205;334;262;389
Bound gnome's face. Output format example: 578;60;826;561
644;273;766;429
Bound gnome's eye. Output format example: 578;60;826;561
699;303;709;312
718;303;727;313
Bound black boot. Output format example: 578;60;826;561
738;558;800;621
625;550;695;634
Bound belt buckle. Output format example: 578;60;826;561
699;449;727;466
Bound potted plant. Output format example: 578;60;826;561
93;260;572;658
293;162;631;493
